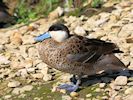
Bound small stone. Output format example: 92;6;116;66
86;94;92;97
70;92;79;97
36;63;48;70
110;83;122;90
27;68;35;73
114;76;127;85
24;58;33;68
101;96;108;100
114;95;122;100
21;85;33;92
10;32;22;45
125;87;133;94
28;47;38;58
41;68;48;75
19;45;28;58
74;26;86;36
118;23;133;37
51;86;58;92
18;69;28;78
99;83;106;88
0;55;10;65
128;77;133;81
8;81;21;88
18;93;26;98
12;87;21;95
95;18;109;27
95;88;101;92
19;26;28;35
4;95;12;99
28;25;36;31
123;94;133;100
43;74;52;81
127;82;133;86
59;73;72;83
62;95;72;100
31;73;43;79
10;60;21;69
60;89;67;94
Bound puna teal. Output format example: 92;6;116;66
35;23;126;92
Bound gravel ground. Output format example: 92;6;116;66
0;0;133;100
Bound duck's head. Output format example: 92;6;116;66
35;23;70;42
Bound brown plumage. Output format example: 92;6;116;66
38;35;126;76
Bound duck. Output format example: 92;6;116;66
34;23;126;92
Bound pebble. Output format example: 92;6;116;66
8;81;21;88
95;88;101;92
12;87;21;95
18;93;26;98
27;67;35;73
101;96;108;100
0;55;10;65
21;85;33;92
43;74;52;81
118;23;133;37
0;34;9;44
28;47;38;58
114;95;122;100
127;82;133;86
110;83;122;90
70;92;79;97
36;62;48;70
18;69;28;78
41;68;48;75
19;45;28;58
74;26;86;36
60;89;67;94
114;76;128;85
12;85;33;94
24;58;33;68
99;83;106;88
10;32;22;45
62;95;72;100
125;87;133;94
86;94;92;98
31;73;43;79
4;95;12;99
123;95;133;100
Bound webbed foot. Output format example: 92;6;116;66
57;83;79;92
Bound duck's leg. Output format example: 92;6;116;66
58;75;82;92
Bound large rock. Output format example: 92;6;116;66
114;76;128;86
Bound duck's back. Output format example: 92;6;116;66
38;35;126;75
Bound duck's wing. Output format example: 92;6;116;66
66;36;119;63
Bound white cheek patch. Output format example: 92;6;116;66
50;31;69;42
